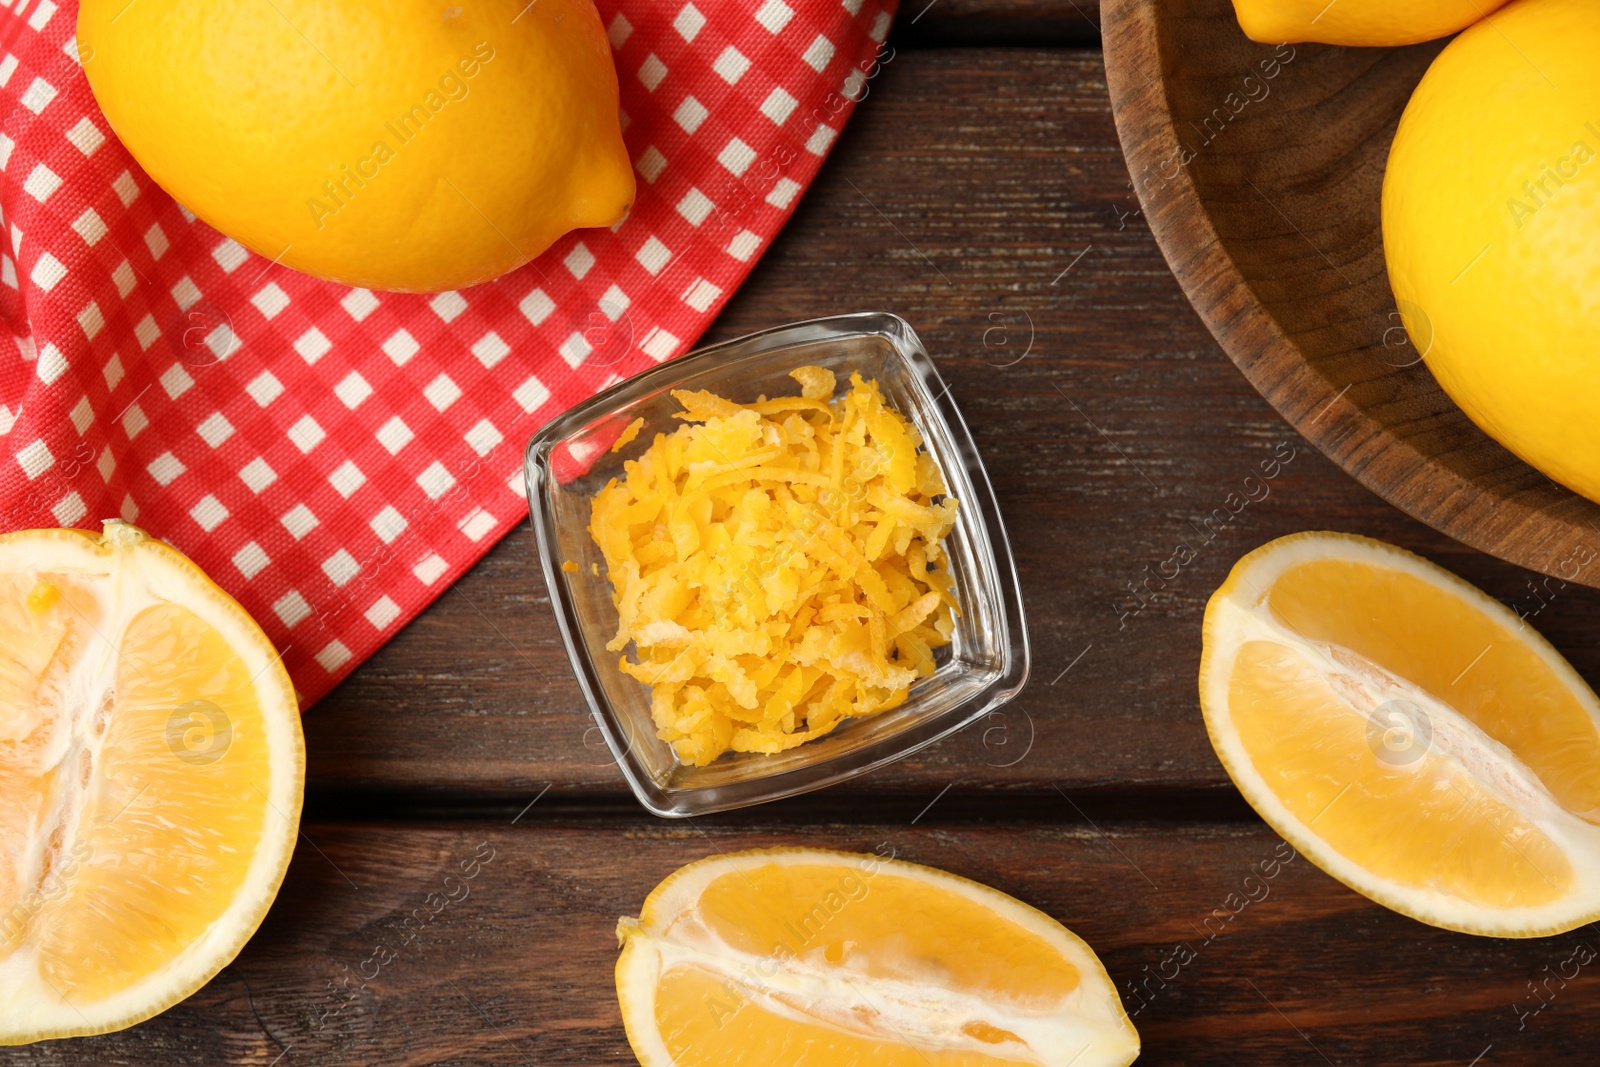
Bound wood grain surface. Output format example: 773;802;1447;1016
1102;0;1600;590
16;820;1596;1065
309;46;1600;804
23;10;1600;1067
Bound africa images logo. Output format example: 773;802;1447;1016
306;41;497;230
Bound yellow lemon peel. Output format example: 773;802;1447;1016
589;369;959;765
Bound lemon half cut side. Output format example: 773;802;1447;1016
1201;531;1600;937
616;847;1140;1067
0;522;304;1044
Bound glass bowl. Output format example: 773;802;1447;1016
524;313;1029;816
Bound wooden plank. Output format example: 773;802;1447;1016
306;46;1600;800
892;0;1102;46
24;818;1587;1064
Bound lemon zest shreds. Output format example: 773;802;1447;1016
790;365;836;399
611;416;645;453
589;368;960;766
670;389;745;421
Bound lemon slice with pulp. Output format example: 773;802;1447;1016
616;847;1139;1066
1201;531;1600;936
0;522;303;1043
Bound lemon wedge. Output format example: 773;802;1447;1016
616;847;1139;1066
1201;531;1600;936
0;522;303;1043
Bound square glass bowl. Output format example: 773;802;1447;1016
525;313;1029;816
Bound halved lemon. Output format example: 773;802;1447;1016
1201;531;1600;937
615;847;1139;1067
0;522;303;1043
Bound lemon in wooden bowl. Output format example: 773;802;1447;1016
1232;0;1509;46
1383;0;1600;504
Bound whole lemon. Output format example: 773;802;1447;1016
78;0;634;293
1384;0;1600;502
1231;0;1508;45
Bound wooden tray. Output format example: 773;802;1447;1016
1102;0;1600;588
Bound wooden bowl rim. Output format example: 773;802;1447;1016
1100;0;1600;588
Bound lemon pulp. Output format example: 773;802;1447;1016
616;849;1139;1067
0;525;301;1043
1201;532;1600;936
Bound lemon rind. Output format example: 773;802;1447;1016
617;847;1139;1067
1200;531;1600;938
0;524;304;1044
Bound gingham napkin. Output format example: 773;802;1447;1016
0;0;893;705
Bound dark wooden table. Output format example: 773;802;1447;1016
22;6;1600;1065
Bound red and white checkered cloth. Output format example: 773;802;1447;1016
0;0;893;705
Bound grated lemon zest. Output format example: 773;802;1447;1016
588;367;960;766
610;416;645;453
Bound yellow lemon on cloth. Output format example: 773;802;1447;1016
78;0;634;293
1384;0;1600;501
616;848;1140;1066
0;522;303;1043
1232;0;1509;45
1201;532;1600;937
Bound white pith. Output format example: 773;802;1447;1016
1201;532;1600;937
616;849;1140;1067
0;524;304;1043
